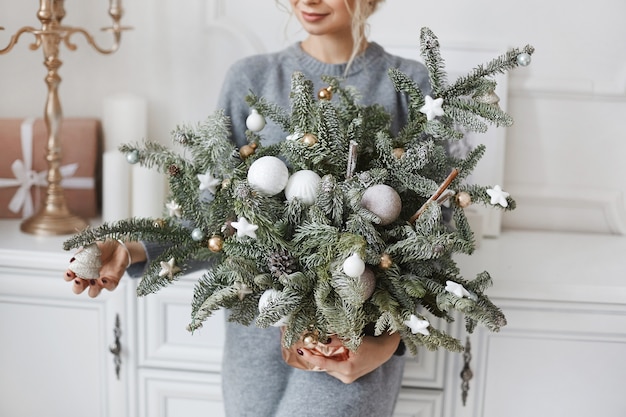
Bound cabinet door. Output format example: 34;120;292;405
0;265;131;417
139;369;225;417
394;388;444;417
445;299;626;417
137;276;225;372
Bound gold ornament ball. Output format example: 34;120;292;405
379;253;393;269
239;143;257;159
317;87;333;100
392;147;405;159
208;235;224;252
455;191;472;208
221;178;232;190
302;331;319;348
301;133;318;146
153;218;165;228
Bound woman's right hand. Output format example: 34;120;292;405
63;240;145;298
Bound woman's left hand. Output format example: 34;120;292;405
294;331;402;384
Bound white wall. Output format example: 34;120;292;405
1;0;625;234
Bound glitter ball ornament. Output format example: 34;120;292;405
191;228;205;241
68;244;102;279
359;268;377;301
342;253;365;278
475;90;500;105
317;87;333;101
516;52;531;67
455;191;472;208
361;184;402;225
301;133;318;147
208;235;224;252
246;109;266;132
239;143;257;159
247;156;289;196
379;253;393;269
284;170;321;206
126;150;139;164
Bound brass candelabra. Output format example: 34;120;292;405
0;0;130;235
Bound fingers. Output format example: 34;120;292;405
65;240;126;298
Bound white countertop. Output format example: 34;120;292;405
455;230;626;305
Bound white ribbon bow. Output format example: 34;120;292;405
0;118;95;218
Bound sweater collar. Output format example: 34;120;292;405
289;41;384;77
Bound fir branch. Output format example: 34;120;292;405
419;27;448;96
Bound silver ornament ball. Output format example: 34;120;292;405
516;52;531;67
126;150;139;164
191;228;205;241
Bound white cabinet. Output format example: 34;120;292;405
445;230;626;417
0;220;132;417
5;220;623;417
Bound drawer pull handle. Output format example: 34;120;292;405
109;313;122;380
460;336;473;406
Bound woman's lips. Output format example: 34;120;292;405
301;11;327;23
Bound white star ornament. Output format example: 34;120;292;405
166;200;182;218
419;96;445;121
197;170;221;194
404;314;430;336
445;280;472;298
486;185;510;207
231;216;259;239
159;258;181;280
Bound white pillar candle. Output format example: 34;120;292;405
131;165;165;218
102;150;131;222
102;93;148;152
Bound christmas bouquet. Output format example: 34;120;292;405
64;28;534;355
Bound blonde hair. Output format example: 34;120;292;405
346;0;385;67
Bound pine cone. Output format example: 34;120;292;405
268;249;297;277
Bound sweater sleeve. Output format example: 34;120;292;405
216;58;256;148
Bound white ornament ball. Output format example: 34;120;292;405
359;268;377;301
258;289;289;327
247;156;289;196
343;253;365;278
246;109;266;132
284;170;321;206
361;184;402;225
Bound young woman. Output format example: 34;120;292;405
65;1;431;415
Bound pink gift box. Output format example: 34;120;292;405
0;118;102;219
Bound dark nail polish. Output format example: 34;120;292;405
70;257;76;263
297;349;304;356
322;337;332;344
74;279;81;285
89;279;97;286
101;278;108;285
66;272;72;277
